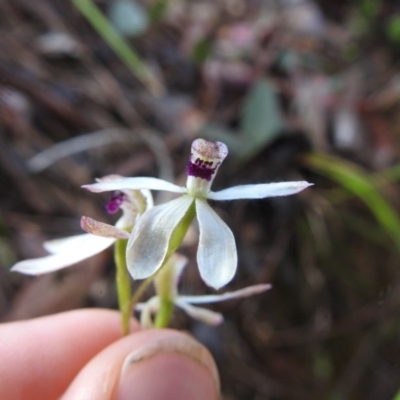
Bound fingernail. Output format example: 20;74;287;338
116;335;220;400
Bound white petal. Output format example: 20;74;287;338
43;233;111;254
208;181;313;200
178;283;272;304
175;300;223;325
196;199;237;289
135;297;160;312
11;235;115;275
135;297;159;329
82;177;186;194
139;189;154;210
126;196;193;280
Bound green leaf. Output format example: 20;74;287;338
238;79;284;161
305;152;400;252
392;388;400;400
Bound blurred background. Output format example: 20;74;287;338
1;0;400;399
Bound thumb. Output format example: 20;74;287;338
61;329;220;400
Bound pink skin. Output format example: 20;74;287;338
0;309;219;400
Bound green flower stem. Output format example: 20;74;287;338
129;201;196;329
129;274;155;312
154;299;174;328
164;200;196;262
114;238;131;335
153;201;196;328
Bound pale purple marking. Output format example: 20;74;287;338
106;191;127;214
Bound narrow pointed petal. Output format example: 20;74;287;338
135;297;159;329
81;216;129;239
179;283;272;304
44;233;116;254
11;235;115;275
43;233;92;254
82;177;186;194
196;199;237;289
140;306;154;329
139;189;154;209
208;181;313;200
175;300;224;325
126;196;193;280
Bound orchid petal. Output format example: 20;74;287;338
43;233;106;254
208;181;313;201
81;216;129;239
140;307;153;329
126;196;193;280
138;189;154;210
136;297;159;329
175;300;224;325
82;177;186;194
196;199;237;289
11;235;115;275
178;283;272;304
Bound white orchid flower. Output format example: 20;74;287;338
83;138;312;289
11;175;153;275
136;254;272;327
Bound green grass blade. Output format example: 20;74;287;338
71;0;163;95
305;152;400;251
392;388;400;400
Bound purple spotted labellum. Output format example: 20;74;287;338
187;140;228;182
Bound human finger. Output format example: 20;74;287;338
62;329;220;400
0;309;139;400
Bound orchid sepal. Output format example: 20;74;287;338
11;234;115;275
135;254;272;327
208;181;313;201
126;196;194;280
81;216;130;239
82;177;186;194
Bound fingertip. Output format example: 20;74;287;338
117;332;220;400
62;330;220;400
